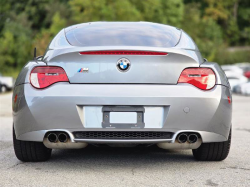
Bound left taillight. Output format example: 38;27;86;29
178;68;216;90
30;66;69;89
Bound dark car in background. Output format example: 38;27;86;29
0;74;14;93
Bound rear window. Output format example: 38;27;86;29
65;22;181;48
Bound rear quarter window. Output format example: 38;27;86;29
175;31;199;51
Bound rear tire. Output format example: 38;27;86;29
13;127;52;162
1;85;7;93
192;129;231;161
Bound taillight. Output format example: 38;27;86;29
30;66;69;89
79;51;168;55
178;68;216;90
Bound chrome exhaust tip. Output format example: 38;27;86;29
177;133;188;143
58;133;68;143
47;133;58;143
188;134;198;143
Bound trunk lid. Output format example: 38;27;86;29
48;48;200;84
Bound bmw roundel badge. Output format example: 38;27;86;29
117;58;131;72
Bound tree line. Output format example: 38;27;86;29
0;0;249;76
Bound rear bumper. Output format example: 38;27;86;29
13;83;232;143
18;128;227;143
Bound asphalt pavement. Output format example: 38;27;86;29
0;92;250;186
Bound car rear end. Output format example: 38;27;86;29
13;22;232;161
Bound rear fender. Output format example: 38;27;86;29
200;62;230;88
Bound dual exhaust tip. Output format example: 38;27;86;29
177;133;198;144
47;133;68;143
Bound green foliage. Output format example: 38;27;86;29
0;10;33;74
0;0;249;77
238;0;250;45
130;0;183;26
69;0;141;22
214;48;250;65
182;3;223;60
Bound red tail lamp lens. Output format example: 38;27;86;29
30;66;69;89
79;51;168;55
178;68;216;90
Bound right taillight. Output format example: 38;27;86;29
178;68;216;90
30;66;69;89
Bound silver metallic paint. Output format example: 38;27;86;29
43;137;88;149
17;129;227;143
13;83;231;143
13;22;232;148
157;138;202;149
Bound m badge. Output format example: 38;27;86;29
78;68;89;73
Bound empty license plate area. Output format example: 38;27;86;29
102;106;145;128
110;112;137;123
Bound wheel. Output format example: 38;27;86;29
1;85;6;93
192;129;231;161
13;127;52;162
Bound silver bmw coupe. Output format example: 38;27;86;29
13;22;232;162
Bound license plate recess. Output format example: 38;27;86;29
102;106;145;128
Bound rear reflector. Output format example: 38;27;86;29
30;66;69;89
79;51;168;55
178;68;216;90
14;94;17;103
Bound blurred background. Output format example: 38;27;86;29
0;0;249;94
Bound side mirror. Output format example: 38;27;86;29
204;58;208;62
